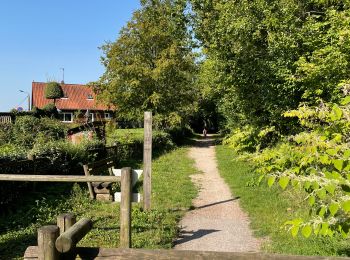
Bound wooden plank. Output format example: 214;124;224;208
87;157;115;170
143;111;152;211
55;218;92;253
120;167;132;248
0;174;121;182
24;247;350;260
37;226;59;260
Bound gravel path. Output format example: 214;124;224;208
174;137;261;252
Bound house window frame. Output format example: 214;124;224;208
88;112;95;122
104;112;112;120
61;112;73;123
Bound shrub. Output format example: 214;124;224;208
11;115;66;148
0;123;13;146
29;139;104;174
0;144;26;163
246;93;350;238
107;128;174;160
45;81;63;100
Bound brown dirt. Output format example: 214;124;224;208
174;137;261;252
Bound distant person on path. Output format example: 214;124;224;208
203;127;207;138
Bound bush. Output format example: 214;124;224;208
0;123;13;146
45;81;63;100
107;128;175;160
29;139;104;174
11;115;67;148
0;144;26;164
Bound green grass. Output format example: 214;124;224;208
216;145;350;257
0;147;197;259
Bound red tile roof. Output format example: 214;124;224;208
32;82;110;111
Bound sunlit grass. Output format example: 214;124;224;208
216;145;350;257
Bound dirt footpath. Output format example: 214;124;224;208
174;137;261;252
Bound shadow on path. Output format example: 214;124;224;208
191;197;240;210
191;137;216;147
174;229;220;246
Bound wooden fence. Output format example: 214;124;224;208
0;115;12;124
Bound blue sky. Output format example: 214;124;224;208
0;0;140;111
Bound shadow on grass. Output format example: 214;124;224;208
0;229;36;259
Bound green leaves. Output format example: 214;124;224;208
279;176;290;190
268;176;276;187
341;201;350;212
330;105;343;121
333;159;344;171
308;195;316;206
301;225;312;238
326;149;337;156
329;202;339;216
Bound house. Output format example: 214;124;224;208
31;82;113;123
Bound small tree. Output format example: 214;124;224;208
45;82;63;105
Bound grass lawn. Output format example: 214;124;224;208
216;145;350;257
0;147;197;259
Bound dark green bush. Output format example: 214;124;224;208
29;139;104;174
0;123;13;146
11;115;67;148
45;81;63;100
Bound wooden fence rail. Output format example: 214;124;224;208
0;168;133;258
0;174;121;182
24;247;350;260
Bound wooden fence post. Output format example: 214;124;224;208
37;225;59;260
55;218;92;253
57;213;76;235
120;167;131;248
143;111;152;211
83;165;95;200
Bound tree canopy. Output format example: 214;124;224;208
96;0;197;129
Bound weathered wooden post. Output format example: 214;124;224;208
55;218;92;253
57;213;76;235
37;225;59;260
143;111;152;211
83;164;95;200
120;167;132;248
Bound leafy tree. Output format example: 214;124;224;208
190;0;350;134
45;81;63;105
95;0;198;129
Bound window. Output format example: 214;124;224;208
88;112;95;122
87;94;93;100
61;92;68;99
60;112;73;123
104;112;112;120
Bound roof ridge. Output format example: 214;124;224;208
32;81;89;86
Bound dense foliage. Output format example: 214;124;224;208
188;0;350;239
95;0;198;129
191;0;350;132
